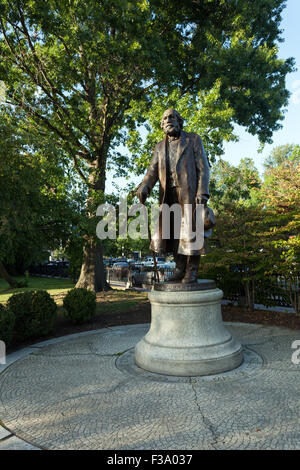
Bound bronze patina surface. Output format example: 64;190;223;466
136;109;215;284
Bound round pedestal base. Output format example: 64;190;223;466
135;285;243;376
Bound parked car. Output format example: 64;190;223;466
165;261;176;269
127;259;135;265
141;256;166;266
112;262;129;280
113;258;127;263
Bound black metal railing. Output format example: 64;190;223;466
29;262;70;278
106;267;296;309
106;266;175;287
28;262;297;309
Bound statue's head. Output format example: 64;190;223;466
161;109;183;136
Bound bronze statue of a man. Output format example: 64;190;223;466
136;108;213;283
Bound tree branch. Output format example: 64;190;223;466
3;6;96;146
5;97;91;160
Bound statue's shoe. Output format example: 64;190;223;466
168;269;185;282
181;272;198;284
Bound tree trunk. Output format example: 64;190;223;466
244;280;254;311
75;157;111;292
76;236;111;291
250;278;255;311
0;260;19;288
289;281;300;316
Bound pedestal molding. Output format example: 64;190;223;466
135;283;244;376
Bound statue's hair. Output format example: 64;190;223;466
160;109;184;130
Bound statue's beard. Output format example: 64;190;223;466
165;125;180;137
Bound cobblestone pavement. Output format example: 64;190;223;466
0;323;299;450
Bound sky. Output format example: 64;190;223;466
106;0;300;192
222;0;300;174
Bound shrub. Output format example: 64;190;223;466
7;290;57;341
63;288;96;324
0;304;15;346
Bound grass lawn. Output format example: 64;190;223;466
1;275;150;353
0;275;75;303
94;290;148;315
0;275;149;317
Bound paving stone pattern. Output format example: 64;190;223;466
0;323;299;450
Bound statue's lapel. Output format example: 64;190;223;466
158;137;167;185
175;131;188;168
158;132;188;186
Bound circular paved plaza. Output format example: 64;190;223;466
0;322;299;450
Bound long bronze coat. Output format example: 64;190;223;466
140;130;210;255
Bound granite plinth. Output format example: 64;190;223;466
135;283;243;376
154;279;216;291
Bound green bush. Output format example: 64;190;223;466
7;290;57;341
63;288;96;324
0;304;15;345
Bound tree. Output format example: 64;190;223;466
126;82;238;175
0;107;80;287
0;0;294;291
200;154;300;313
263;144;300;170
200;201;277;311
198;158;269;311
209;157;261;210
260;159;300;314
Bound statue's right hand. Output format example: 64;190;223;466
136;186;149;204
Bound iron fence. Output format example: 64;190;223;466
106;267;295;308
28;262;297;309
29;263;70;278
105;266;175;287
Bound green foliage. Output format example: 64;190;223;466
64;234;84;281
0;108;83;276
263;144;300;169
210;157;261;210
200;151;300;312
200;199;277;310
0;1;294;290
0;303;15;345
7;290;57;340
127;82;238;173
199;262;243;299
0;1;294;177
102;236;149;259
199;260;283;309
63;288;96;324
262;160;300;212
260;159;300;313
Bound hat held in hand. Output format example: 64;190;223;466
204;206;216;230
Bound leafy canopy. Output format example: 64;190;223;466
0;0;294;183
0;107;81;269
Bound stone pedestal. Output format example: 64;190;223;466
135;280;243;376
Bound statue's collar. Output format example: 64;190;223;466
167;131;181;142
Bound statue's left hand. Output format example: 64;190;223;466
136;186;149;204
